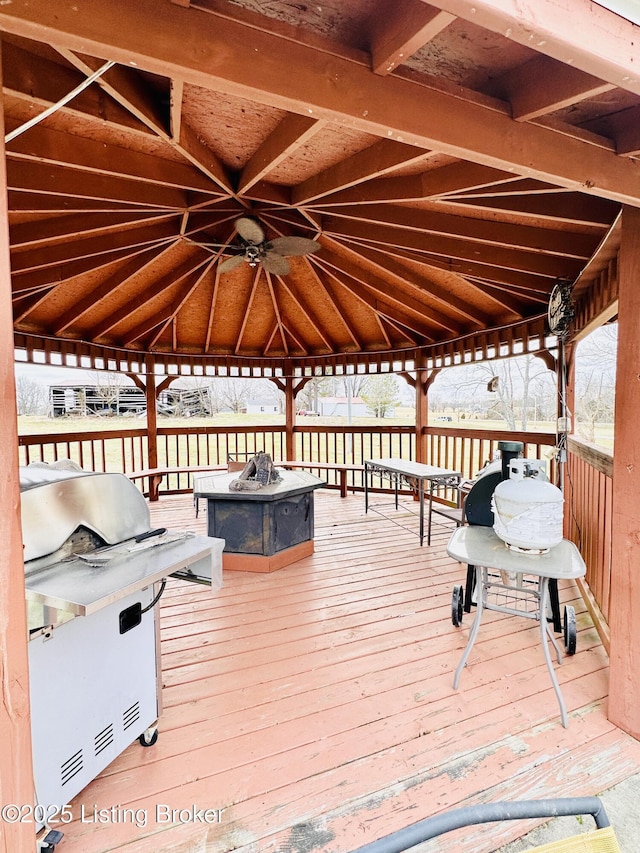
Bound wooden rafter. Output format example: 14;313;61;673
1;0;638;204
370;0;455;75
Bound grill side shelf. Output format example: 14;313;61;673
25;534;223;620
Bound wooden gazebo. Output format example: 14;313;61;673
1;1;639;849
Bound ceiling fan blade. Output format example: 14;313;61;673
268;236;320;257
218;253;246;273
262;252;290;275
235;216;265;244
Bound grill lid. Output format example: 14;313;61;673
20;469;150;563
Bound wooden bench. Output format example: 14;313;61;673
279;461;365;498
130;461;365;501
128;465;227;501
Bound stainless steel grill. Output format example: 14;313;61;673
21;466;224;846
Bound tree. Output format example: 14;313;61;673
295;376;334;413
93;371;128;414
361;374;400;418
574;324;617;442
429;354;556;429
216;378;253;413
15;375;48;415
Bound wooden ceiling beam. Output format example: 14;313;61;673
91;251;212;340
265;275;290;357
485;55;616;122
322;203;598;259
305;265;363;350
203;270;221;353
5;123;221;193
467;276;550;306
2;1;639;204
292;139;435;205
586;105;640;157
448;191;620;227
447;178;570;198
331;239;492;327
52;246;166;333
362;238;535;317
371;240;556;293
242;181;292;206
13;290;56;324
55;47;170;135
130;261;216;348
8;191;169;215
57;48;235;195
315;261;439;341
12;245;154;295
306;162;517;207
170;77;184;142
322;216;584;278
369;0;455;75
429;0;640;95
10;220;178;274
10;211;175;251
273;278;334;352
279;320;308;357
235;269;265;356
238;115;326;195
377;315;408;348
7;160;189;209
314;249;462;335
3;42;149;134
175;123;236;197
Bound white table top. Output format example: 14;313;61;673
446;526;586;581
365;458;461;481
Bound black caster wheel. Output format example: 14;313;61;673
139;727;159;747
452;584;464;627
564;605;577;655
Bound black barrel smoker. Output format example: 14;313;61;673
451;440;571;648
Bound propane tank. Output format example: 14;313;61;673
491;459;563;553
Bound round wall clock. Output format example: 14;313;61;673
547;280;574;337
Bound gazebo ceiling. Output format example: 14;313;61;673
2;0;637;370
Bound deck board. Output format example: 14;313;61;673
56;491;640;852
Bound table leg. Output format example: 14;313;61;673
419;479;424;546
453;567;485;689
539;578;568;728
364;463;369;513
464;565;476;613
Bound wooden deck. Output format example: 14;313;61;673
58;491;640;853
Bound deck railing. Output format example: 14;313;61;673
17;422;614;652
18;422;556;491
566;436;613;652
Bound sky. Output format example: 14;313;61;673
593;0;640;25
15;361;99;386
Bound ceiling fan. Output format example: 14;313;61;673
208;217;320;275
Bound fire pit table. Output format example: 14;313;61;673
193;468;325;572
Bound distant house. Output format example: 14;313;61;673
317;396;369;417
245;399;280;415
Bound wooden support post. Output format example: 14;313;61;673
268;376;296;461
608;205;640;739
0;40;35;852
285;377;295;461
415;354;429;465
145;369;158;468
